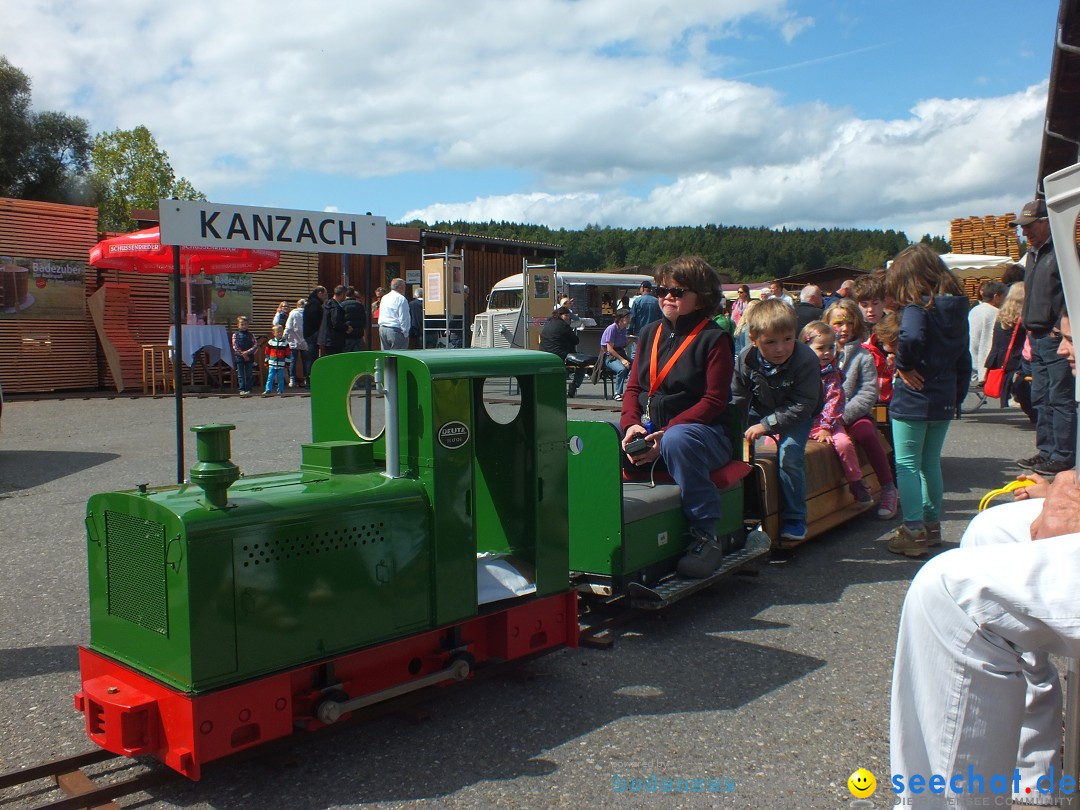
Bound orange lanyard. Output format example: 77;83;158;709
648;317;708;397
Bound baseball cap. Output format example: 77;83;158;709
640;280;653;289
1010;199;1047;227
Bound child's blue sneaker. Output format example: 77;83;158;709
780;521;807;541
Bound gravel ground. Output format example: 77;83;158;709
0;383;1039;809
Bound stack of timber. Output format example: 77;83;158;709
0;198;99;393
88;284;142;392
949;215;1022;260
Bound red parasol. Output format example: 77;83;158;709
89;226;280;324
89;227;280;483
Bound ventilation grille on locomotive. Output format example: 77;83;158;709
104;511;168;635
240;522;387;567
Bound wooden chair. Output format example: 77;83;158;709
141;344;174;395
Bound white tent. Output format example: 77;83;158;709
938;253;1018;271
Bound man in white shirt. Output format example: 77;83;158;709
969;280;1006;382
378;277;412;350
767;280;794;307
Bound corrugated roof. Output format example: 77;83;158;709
420;228;564;252
1039;0;1080;193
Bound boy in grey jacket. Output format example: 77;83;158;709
731;299;824;541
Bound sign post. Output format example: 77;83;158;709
157;200;389;482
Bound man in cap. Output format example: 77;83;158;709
1014;199;1076;476
628;279;662;337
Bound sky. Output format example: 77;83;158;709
2;0;1065;242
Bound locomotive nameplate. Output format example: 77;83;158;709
437;421;470;449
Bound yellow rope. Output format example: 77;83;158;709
978;479;1035;512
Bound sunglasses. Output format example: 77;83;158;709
655;286;691;299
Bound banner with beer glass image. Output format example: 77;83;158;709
0;256;86;319
167;271;253;325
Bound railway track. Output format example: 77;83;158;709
0;748;175;810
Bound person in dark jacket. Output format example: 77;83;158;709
539;306;585;396
731;299;823;542
318;285;348;355
794;284;824;332
340;287;367;352
884;244;971;557
1016;198;1075;475
409;288;425;348
301;286;326;386
621;257;736;578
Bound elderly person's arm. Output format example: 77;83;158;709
1031;471;1080;540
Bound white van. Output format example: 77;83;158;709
471;270;653;356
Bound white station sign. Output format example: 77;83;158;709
158;199;388;255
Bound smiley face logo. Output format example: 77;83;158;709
848;768;876;798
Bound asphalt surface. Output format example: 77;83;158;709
0;383;1041;809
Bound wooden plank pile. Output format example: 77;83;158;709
950;215;1022;260
0;198;99;393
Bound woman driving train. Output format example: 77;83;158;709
619;256;735;579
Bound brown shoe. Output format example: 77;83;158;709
924;522;941;546
887;524;929;558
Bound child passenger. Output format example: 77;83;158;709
851;272;894;403
731;299;824;541
884;245;971;557
800;321;873;505
824;299;899;519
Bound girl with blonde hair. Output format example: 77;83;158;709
984;283;1031;416
823;299;898;518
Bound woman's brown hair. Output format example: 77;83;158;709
655;256;722;315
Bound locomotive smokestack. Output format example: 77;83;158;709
189;423;240;509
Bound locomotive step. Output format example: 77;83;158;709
626;530;771;609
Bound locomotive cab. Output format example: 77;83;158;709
309;348;574;617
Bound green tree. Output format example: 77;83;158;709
90;125;205;231
0;56;91;203
920;233;951;253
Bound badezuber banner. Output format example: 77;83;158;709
0;256;86;320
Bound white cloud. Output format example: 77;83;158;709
406;83;1048;238
2;1;1050;239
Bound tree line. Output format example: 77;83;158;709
403;222;950;281
0;56;204;231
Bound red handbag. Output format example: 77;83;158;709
984;320;1022;399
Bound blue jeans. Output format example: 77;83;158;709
605;356;630;395
236;359;253;392
891;418;950;524
660;422;733;533
303;342;319;384
265;366;285;393
1029;333;1076;464
751;411;812;523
